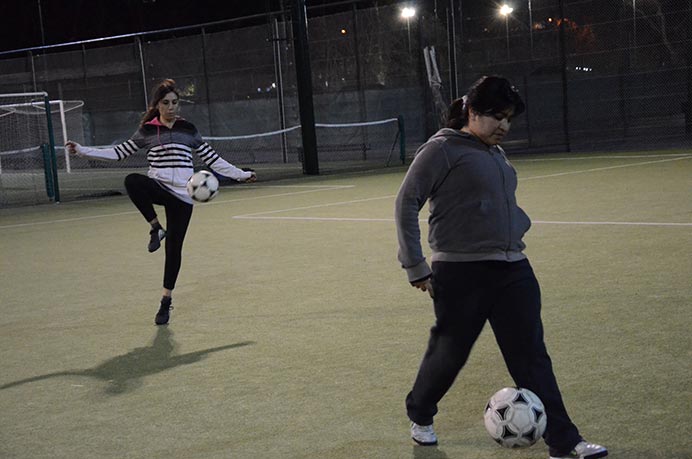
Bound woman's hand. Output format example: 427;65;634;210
412;278;434;298
241;168;257;183
65;141;81;155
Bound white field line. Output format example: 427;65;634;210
233;215;692;227
0;185;353;230
519;155;692;181
532;220;692;227
233;195;396;218
513;153;692;162
233;156;692;227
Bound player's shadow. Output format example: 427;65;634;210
412;445;450;459
0;327;254;395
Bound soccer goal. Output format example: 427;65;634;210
0;92;84;206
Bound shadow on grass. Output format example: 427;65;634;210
0;327;254;395
412;445;450;459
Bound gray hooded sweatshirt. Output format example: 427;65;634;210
395;128;532;283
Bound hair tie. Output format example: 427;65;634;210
461;95;468;112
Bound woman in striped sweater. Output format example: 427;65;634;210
66;79;256;325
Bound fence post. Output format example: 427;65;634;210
137;37;148;109
558;0;571;152
686;0;692;135
41;144;54;199
43;94;60;202
292;0;319;175
398;115;406;164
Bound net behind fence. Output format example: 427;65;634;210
207;117;404;182
0;115;404;207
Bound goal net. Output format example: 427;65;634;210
205;117;405;182
0;93;84;207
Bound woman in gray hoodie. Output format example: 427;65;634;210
395;76;607;459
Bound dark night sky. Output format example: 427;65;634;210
1;0;411;53
2;1;284;52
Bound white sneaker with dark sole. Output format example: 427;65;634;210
549;440;608;459
411;422;438;446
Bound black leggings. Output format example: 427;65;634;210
405;259;582;454
124;173;193;291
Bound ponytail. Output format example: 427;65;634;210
445;75;525;130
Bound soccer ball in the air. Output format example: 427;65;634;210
484;387;547;448
186;170;219;202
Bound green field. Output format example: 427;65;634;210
1;151;690;459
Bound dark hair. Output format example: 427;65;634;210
140;79;180;126
446;75;525;129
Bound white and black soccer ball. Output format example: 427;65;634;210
484;387;547;448
186;170;219;202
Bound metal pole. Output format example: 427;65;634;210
137;37;148;109
447;0;458;100
398;115;406;164
505;16;510;60
37;0;46;46
292;0;319;175
352;4;369;158
457;0;463;88
558;0;570;152
201;28;215;136
528;0;534;59
523;75;532;148
632;0;637;65
273;17;289;163
58;100;71;173
29;51;38;92
686;0;692;135
44;93;60;202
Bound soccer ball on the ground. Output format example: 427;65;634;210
186;170;219;202
484;387;547;448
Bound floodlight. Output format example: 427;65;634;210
401;7;416;19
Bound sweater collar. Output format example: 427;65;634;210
145;117;182;128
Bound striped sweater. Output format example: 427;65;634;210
74;117;252;204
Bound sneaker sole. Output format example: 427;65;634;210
412;437;438;446
549;451;608;459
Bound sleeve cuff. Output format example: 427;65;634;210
405;261;432;283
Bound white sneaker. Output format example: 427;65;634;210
411;422;438;446
549;440;608;459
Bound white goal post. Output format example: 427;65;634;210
0;93;84;174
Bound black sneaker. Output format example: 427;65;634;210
155;297;173;325
148;228;166;253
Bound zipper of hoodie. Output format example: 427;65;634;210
490;148;513;254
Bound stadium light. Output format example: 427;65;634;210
400;7;417;53
401;7;416;19
499;4;513;60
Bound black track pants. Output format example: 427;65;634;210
405;259;582;454
124;173;193;290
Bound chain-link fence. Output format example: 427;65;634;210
448;0;692;152
0;0;690;207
